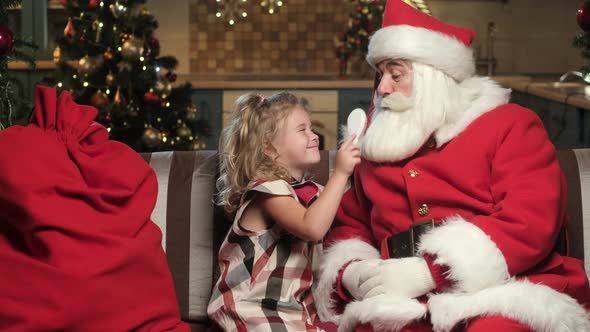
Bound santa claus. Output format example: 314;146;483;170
314;1;590;331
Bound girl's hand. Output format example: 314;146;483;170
334;134;361;177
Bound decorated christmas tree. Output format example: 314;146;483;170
335;0;431;76
0;0;37;130
48;0;210;152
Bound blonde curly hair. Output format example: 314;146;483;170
216;91;308;216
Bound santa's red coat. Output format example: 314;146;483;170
314;103;590;331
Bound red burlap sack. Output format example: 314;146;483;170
0;86;189;332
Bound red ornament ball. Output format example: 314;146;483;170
578;1;590;32
165;72;177;83
0;25;14;55
144;91;159;103
89;0;99;8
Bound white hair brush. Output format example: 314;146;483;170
346;108;367;145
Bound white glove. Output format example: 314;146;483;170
341;258;382;300
357;257;436;299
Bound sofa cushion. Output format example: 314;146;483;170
140;151;218;323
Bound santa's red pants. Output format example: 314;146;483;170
349;315;533;332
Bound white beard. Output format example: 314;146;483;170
361;62;470;163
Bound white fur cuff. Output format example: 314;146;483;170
417;216;510;293
314;239;381;323
338;295;427;332
428;280;590;332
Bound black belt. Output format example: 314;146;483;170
386;219;569;259
386;219;438;258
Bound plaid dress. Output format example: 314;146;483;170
208;179;324;332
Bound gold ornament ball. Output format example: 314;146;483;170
121;37;144;61
142;127;162;148
103;50;114;60
176;126;192;139
154;80;172;96
140;7;150;15
78;55;99;76
105;71;115;85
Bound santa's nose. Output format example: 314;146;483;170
377;77;393;97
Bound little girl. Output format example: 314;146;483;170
207;92;360;331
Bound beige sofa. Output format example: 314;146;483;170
139;149;590;331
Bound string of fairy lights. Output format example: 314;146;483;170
215;0;430;25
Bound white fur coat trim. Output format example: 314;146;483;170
367;25;475;82
417;216;510;293
428;279;590;332
434;76;510;147
314;238;381;324
338;295;427;332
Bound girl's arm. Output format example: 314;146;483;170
260;136;360;241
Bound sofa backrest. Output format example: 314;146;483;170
140;149;590;324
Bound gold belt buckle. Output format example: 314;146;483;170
409;219;435;255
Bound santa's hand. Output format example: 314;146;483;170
359;257;436;299
341;259;382;300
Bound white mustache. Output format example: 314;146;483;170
377;92;414;113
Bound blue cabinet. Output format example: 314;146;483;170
338;88;373;139
191;90;223;150
510;90;587;149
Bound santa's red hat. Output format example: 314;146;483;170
367;0;477;81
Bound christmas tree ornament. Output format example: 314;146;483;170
103;49;114;61
0;25;14;55
113;87;125;106
53;46;62;63
121;36;144;60
140;7;150;15
165;72;177;83
105;70;115;85
109;1;128;18
176;125;191;139
91;90;109;109
89;0;99;8
578;1;590;32
142;127;162;148
64;17;75;37
143;36;160;57
144;91;159;103
78;55;100;76
154;79;172;96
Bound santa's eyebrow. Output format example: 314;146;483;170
385;60;405;71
